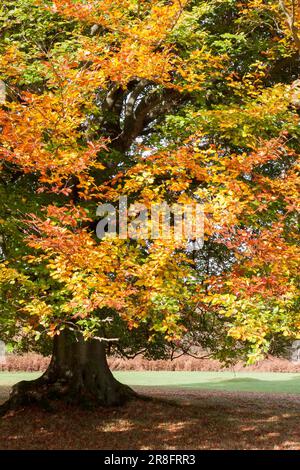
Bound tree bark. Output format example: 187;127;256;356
1;331;136;413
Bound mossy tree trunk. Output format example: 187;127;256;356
1;330;135;413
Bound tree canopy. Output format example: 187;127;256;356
0;0;299;370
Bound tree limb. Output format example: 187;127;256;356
279;0;300;52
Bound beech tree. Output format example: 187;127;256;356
0;0;299;410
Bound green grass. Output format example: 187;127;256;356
116;371;300;394
0;371;300;394
0;372;41;386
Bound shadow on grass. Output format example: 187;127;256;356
0;380;300;450
168;376;300;394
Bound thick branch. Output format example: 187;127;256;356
97;80;182;155
279;0;300;52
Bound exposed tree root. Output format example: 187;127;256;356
0;332;137;415
0;373;136;416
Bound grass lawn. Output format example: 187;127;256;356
0;371;300;450
0;371;299;394
117;371;300;394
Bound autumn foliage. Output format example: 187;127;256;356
0;0;299;366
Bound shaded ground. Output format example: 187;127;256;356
0;382;300;449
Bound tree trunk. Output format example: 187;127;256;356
1;331;136;413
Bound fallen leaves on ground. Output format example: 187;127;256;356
0;386;299;450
